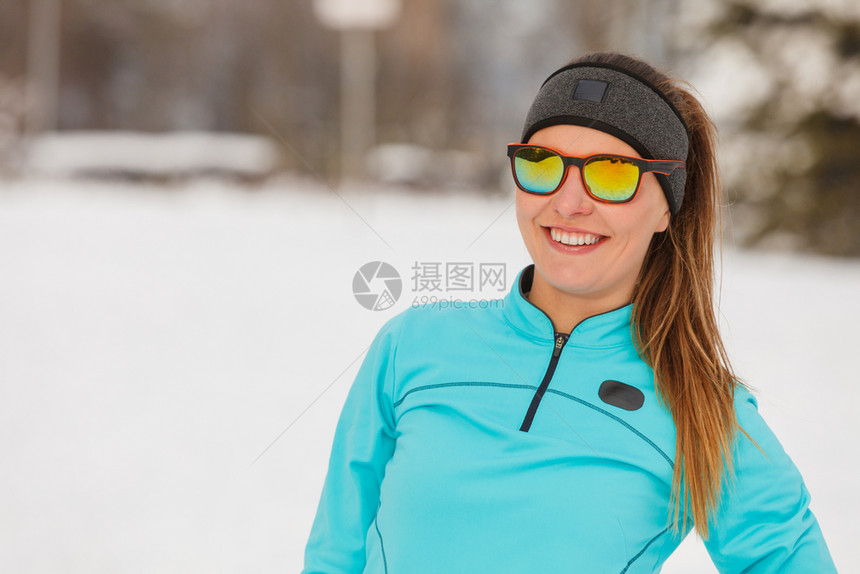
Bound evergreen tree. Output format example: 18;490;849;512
696;2;860;256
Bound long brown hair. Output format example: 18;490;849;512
573;52;744;539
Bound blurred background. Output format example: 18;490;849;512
1;0;859;572
2;0;860;252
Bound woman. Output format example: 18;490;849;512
302;53;836;573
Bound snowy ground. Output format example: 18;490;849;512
0;175;857;572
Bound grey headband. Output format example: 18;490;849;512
521;62;690;214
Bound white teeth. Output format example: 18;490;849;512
550;228;602;246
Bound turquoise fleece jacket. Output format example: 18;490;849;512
302;264;835;573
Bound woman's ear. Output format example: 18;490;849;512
654;209;670;233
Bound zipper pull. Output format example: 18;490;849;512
552;332;569;358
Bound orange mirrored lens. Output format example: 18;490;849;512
583;156;640;201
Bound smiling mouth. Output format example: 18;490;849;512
548;228;605;246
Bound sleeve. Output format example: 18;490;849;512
301;317;401;574
703;387;837;573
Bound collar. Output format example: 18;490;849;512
501;264;636;349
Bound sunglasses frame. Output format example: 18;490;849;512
506;143;685;204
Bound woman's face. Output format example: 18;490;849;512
515;124;671;307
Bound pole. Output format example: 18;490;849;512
340;28;376;182
26;0;61;135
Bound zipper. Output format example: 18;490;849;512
519;332;569;432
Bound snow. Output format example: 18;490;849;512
23;131;281;178
0;175;857;572
685;38;776;126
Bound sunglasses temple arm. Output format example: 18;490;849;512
648;161;686;175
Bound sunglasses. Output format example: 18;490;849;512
507;143;685;203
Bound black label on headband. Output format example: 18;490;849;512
572;79;609;103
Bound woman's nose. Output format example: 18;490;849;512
552;167;594;218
